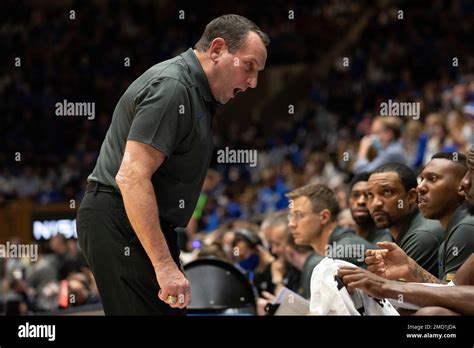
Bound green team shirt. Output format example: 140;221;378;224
326;225;378;268
395;209;444;276
438;204;474;282
301;252;323;299
302;226;378;296
88;48;220;226
365;228;392;245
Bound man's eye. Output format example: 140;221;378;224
367;192;373;198
429;176;437;182
383;189;393;195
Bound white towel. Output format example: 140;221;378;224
309;258;399;316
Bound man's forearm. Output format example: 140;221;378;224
404;257;444;284
384;282;474;315
118;177;174;269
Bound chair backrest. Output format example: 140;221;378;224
184;258;256;311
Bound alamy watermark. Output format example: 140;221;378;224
0;242;38;262
55;99;95;120
380;99;420;120
18;322;55;341
217;147;257;167
325;242;365;262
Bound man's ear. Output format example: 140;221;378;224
320;209;332;226
209;37;226;62
407;188;418;209
457;182;465;199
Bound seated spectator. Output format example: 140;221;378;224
231;229;275;296
24;244;58;292
353;117;407;173
414;113;447;168
265;211;301;296
50;235;83;280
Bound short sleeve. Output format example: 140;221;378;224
443;224;474;280
402;230;441;276
128;78;190;158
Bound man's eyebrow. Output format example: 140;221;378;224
245;58;264;70
420;171;441;178
375;183;397;190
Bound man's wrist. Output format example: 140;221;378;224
406;257;421;282
381;280;406;300
152;257;176;272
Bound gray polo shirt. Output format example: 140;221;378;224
395;209;444;276
438;204;474;282
88;48;219;226
326;225;378;268
365;228;392;245
301;252;323;299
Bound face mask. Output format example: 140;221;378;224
238;253;260;271
371;135;383;151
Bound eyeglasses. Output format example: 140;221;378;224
287;211;318;222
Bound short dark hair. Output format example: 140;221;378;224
286;184;340;222
349;172;371;192
195;14;270;53
371;163;418;192
232;229;261;249
431;152;468;177
431;152;467;165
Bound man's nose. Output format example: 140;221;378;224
461;172;471;192
372;195;383;208
416;180;427;194
247;76;257;89
356;195;366;206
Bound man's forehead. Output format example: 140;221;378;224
270;224;287;239
423;158;458;175
237;32;267;68
352;181;369;192
368;172;400;186
291;196;312;208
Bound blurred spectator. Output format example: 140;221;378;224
232;229;275;295
353;116;407;173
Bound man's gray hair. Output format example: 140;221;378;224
261;210;288;230
195;14;270;53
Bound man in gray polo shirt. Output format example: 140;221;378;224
366;162;444;276
76;14;269;315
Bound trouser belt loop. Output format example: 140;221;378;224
93;182;99;197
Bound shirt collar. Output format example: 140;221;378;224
180;48;221;110
446;203;470;233
329;225;356;244
396;209;419;243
